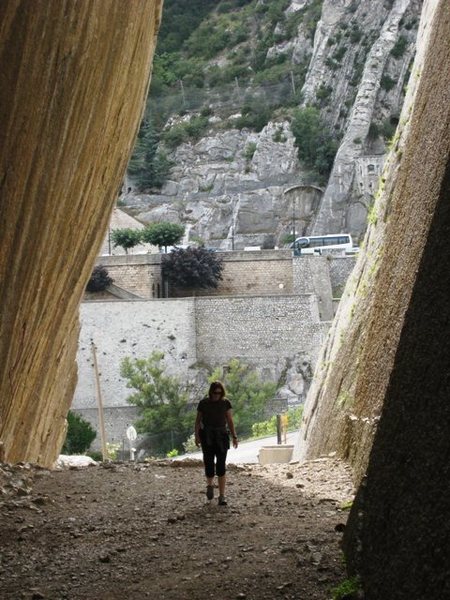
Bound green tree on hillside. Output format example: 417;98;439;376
141;222;185;252
128;120;173;191
110;228;142;254
291;106;339;180
209;359;277;438
121;352;195;454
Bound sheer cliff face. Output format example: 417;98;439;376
309;0;420;234
296;0;450;492
343;3;450;596
129;0;422;248
0;1;162;467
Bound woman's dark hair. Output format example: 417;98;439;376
208;381;226;400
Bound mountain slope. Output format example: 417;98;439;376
122;0;422;248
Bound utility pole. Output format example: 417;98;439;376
91;341;108;461
235;76;241;101
292;197;296;242
179;79;186;107
290;70;296;97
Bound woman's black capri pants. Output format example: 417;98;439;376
200;431;229;477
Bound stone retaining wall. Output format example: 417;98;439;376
72;293;326;447
329;256;357;297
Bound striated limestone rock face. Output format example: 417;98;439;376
311;0;418;234
343;3;450;595
294;0;449;493
0;0;162;467
129;121;322;248
126;0;422;247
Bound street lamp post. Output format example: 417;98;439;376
292;197;296;243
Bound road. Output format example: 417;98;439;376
175;431;299;464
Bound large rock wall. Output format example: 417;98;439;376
124;0;422;247
0;0;162;466
294;0;445;484
310;0;418;234
344;2;450;596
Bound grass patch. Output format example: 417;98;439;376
331;576;360;600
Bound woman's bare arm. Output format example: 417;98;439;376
226;410;238;448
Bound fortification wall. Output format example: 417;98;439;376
94;250;355;302
195;294;324;376
169;250;294;297
292;256;334;320
74;299;197;407
329;256;357;298
72;293;327;447
97;254;162;299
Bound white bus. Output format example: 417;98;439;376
291;234;354;255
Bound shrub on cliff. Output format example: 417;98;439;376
291;106;339;179
62;411;96;454
162;246;223;289
86;265;113;292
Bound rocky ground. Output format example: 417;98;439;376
0;457;355;600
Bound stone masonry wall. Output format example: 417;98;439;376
169;250;294;297
72;293;326;448
292;256;334;321
95;250;355;301
97;254;162;299
74;252;357;448
96;250;294;299
329;256;357;297
195;295;325;379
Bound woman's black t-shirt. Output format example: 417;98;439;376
197;397;232;428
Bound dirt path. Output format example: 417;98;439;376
0;457;354;600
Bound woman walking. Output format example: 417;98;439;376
195;381;238;505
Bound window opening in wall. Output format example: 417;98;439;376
368;164;375;172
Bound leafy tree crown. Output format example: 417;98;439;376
162;246;224;289
110;228;142;253
120;351;195;455
141;222;185;250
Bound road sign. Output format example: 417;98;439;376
126;426;137;441
264;397;289;418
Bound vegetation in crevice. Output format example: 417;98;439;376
291;106;339;181
126;0;326;187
